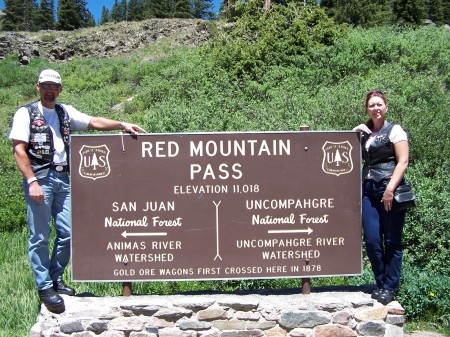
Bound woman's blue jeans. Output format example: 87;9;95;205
362;179;406;291
23;170;71;291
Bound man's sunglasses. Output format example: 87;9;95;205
39;83;61;90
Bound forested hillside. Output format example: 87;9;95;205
0;1;449;336
1;0;449;31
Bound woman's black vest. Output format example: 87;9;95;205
25;101;71;179
361;121;397;182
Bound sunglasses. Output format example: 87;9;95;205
39;83;61;90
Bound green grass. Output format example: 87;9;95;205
0;229;39;337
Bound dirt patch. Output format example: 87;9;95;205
407;331;448;337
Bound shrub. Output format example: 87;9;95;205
399;265;450;326
207;1;346;79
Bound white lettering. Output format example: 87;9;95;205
141;141;179;158
105;216;148;227
189;139;291;157
246;199;335;209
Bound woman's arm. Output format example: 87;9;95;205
382;140;409;210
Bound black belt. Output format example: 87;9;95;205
50;165;69;172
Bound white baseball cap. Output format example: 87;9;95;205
38;69;62;84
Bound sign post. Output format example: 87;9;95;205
70;131;362;287
299;125;311;295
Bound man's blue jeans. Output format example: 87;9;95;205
362;179;406;291
23;170;71;291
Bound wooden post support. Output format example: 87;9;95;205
122;282;132;297
300;124;311;295
302;278;311;295
300;124;310;131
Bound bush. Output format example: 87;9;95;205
399;265;450;326
207;1;346;79
403;165;450;275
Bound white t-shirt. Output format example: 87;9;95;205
9;102;92;165
364;123;408;151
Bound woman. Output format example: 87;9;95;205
353;90;409;305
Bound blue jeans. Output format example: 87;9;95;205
23;170;71;291
362;179;406;291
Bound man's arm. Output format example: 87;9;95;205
12;140;44;201
88;117;146;134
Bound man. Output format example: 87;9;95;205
9;69;145;314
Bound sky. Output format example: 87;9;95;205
0;0;221;23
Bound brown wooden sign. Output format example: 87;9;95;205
70;132;362;281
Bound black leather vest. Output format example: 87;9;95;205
361;122;397;182
25;101;71;179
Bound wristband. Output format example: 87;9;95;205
27;177;38;185
119;122;125;130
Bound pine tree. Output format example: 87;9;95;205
3;0;40;31
192;0;216;19
76;0;94;27
3;0;23;31
392;0;427;25
99;6;111;25
39;0;55;30
427;0;444;24
58;0;82;30
111;0;127;22
320;0;337;18
444;0;450;23
152;0;174;18
219;0;241;21
128;0;145;21
334;0;389;26
120;0;128;21
111;0;119;21
140;0;156;19
173;0;192;18
23;0;39;31
84;10;96;27
334;150;342;166
334;0;364;25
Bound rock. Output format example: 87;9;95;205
356;320;385;336
30;290;406;337
0;19;220;64
279;310;332;329
313;324;357;337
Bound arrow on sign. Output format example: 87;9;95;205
121;231;167;238
213;200;222;261
268;228;314;235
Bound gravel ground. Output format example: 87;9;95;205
407;332;448;337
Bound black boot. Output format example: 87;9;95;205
38;288;65;314
371;288;382;299
53;280;76;296
378;289;396;305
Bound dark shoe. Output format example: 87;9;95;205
38;288;65;314
378;289;396;305
53;280;76;296
371;288;382;299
